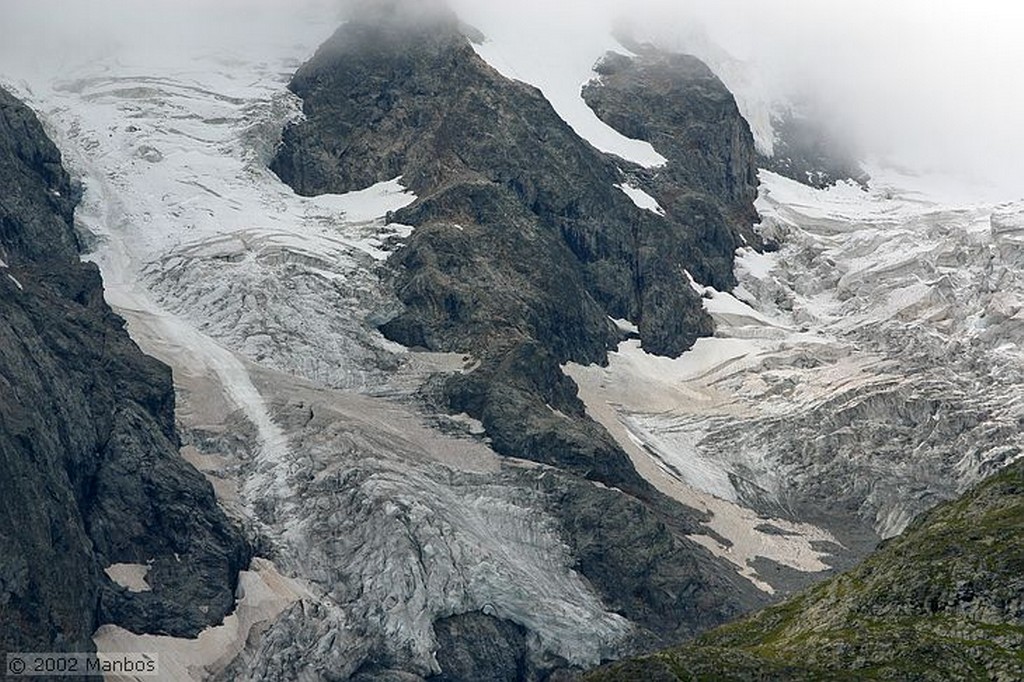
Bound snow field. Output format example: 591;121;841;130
4;2;648;675
568;169;1024;589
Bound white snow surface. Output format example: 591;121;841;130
610;316;639;334
1;2;639;677
615;183;665;216
451;1;667;167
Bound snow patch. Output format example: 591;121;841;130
104;563;151;593
610;317;639;334
735;247;774;280
311;176;417;223
564;340;839;594
615;182;665;215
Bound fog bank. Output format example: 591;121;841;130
2;0;1021;199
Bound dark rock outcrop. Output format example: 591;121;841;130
270;9;762;362
761;105;869;189
271;1;770;658
429;611;566;682
583;50;762;256
0;87;249;666
539;473;765;646
584;459;1024;681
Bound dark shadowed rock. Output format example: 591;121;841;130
270;10;754;362
583;49;763;264
271;5;763;487
539;474;766;647
761;105;869;189
0;87;249;666
429;611;566;682
270;2;771;666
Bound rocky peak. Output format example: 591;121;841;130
588;48;759;214
268;9;774;663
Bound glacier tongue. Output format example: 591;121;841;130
4;3;641;678
570;168;1024;587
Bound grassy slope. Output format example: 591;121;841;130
585;460;1024;681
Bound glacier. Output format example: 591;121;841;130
2;0;1022;678
569;168;1024;565
3;1;640;677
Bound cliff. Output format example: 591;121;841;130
0;87;249;666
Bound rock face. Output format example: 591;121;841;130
583;49;762;256
584;458;1024;681
271;7;763;359
271;5;762;487
269;3;772;674
0;88;249;663
542;475;763;644
428;611;554;682
760;105;868;189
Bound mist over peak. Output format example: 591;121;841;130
449;0;1024;200
1;0;1020;199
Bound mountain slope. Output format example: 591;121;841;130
8;2;1019;679
584;457;1024;681
0;86;249;664
0;5;787;676
269;1;780;653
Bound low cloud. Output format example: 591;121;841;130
455;0;1024;198
3;0;1021;198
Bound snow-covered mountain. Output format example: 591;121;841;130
1;1;1022;680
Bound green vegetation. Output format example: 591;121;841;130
585;461;1024;681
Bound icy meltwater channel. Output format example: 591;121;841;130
2;2;643;678
568;169;1024;588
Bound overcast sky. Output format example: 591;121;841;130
2;0;1022;199
457;0;1024;199
654;0;1024;197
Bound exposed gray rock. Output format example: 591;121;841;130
0;87;249;665
270;8;744;362
760;105;869;189
268;4;771;675
583;49;762;259
429;611;569;682
541;476;766;645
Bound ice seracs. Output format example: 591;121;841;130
571;167;1024;593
